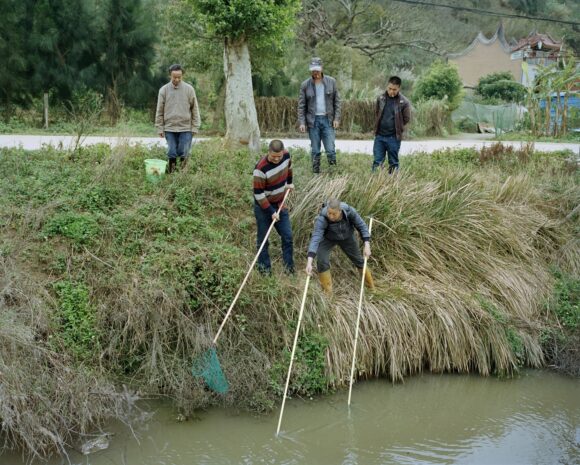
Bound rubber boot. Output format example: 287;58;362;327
319;270;333;295
359;268;375;290
179;156;188;170
168;158;177;173
364;268;375;290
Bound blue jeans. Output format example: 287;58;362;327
308;115;336;173
254;204;294;273
165;131;193;160
372;135;401;173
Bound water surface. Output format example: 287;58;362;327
3;370;579;465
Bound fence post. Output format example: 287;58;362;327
43;93;49;129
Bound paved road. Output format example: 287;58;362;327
0;134;578;155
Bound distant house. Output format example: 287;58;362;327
511;32;564;86
448;25;563;88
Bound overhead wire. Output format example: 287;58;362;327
392;0;580;27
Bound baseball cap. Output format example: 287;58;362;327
309;57;323;72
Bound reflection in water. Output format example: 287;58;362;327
2;370;579;465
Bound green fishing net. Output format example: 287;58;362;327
192;347;229;394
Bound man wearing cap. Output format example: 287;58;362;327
305;198;374;295
298;57;341;174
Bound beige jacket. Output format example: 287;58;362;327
155;81;201;133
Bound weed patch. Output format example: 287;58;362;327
51;280;99;361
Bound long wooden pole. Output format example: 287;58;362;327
347;217;373;406
276;274;311;436
213;189;291;344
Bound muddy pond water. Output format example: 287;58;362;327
2;370;579;465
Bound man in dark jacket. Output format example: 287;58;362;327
298;57;341;174
305;198;374;295
373;76;411;173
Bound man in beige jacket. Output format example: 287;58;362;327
155;64;201;172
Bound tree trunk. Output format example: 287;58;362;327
106;77;121;125
223;39;261;152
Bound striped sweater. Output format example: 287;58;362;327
253;151;293;215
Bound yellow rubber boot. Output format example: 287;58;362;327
362;268;375;290
319;270;333;296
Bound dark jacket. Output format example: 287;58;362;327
307;203;370;258
374;92;411;141
298;75;341;128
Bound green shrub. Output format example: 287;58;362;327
476;72;526;103
43;212;100;245
270;329;329;397
550;269;580;330
413;61;464;111
52;280;99;360
78;185;127;212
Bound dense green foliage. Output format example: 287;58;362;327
550;269;580;330
192;0;300;45
98;0;159;121
52;280;99;361
0;0;158;121
476;72;526;103
413;61;464;111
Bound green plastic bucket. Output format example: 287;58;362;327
144;159;167;183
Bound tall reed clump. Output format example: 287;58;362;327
255;97;375;134
409;98;453;138
0;141;577;458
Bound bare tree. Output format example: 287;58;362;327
299;0;440;58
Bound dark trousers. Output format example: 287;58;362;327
316;234;364;273
372;134;401;173
165;131;193;160
309;115;336;173
254;204;294;273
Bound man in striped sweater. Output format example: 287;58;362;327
253;139;295;275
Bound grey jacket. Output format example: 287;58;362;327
307;203;370;258
298;75;341;128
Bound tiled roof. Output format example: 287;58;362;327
511;32;562;52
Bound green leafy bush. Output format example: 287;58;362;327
52;280;99;360
550;269;580;330
476;72;526;103
413;61;464;111
270;329;329;397
43;212;100;245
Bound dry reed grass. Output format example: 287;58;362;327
256;97;375;133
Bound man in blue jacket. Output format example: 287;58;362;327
305;198;374;295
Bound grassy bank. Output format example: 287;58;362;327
0;141;578;458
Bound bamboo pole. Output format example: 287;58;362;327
276;274;311;436
347;217;373;406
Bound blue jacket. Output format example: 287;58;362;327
307;203;370;258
